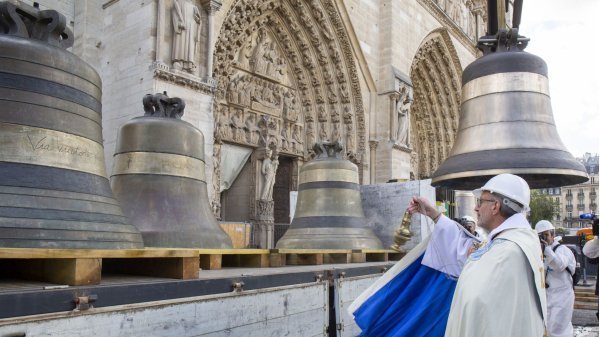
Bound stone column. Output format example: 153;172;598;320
389;92;400;142
201;0;221;83
369;140;378;184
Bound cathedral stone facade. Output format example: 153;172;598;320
30;0;491;247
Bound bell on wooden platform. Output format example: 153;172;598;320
276;142;383;249
0;2;143;248
432;26;588;190
110;93;232;248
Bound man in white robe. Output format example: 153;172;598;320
409;174;546;337
536;220;576;337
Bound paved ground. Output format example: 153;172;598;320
573;279;598;337
574;325;599;337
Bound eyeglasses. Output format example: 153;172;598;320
476;198;497;207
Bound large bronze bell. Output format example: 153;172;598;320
276;142;383;249
0;2;143;248
432;26;588;190
110;93;232;248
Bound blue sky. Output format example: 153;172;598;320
520;0;599;157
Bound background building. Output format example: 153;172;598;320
541;153;599;228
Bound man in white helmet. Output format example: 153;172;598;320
535;219;576;337
408;173;546;337
459;215;477;235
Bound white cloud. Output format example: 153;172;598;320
520;0;600;157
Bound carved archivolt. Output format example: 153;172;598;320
410;29;462;179
419;0;488;55
212;0;366;163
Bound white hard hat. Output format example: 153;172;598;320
535;220;555;234
473;173;530;212
461;215;476;224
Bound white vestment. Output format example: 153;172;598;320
444;213;547;337
422;215;479;278
583;236;599;259
544;240;576;337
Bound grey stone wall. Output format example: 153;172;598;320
361;179;435;251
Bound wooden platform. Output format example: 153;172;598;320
0;248;199;286
0;248;404;285
195;248;404;270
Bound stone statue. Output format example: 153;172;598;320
319;122;328;142
215;105;231;141
345;123;355;154
306;122;316;150
331;123;341;143
231;109;246;143
396;88;412;146
260;148;279;201
292;125;304;153
172;0;201;72
245;113;260;144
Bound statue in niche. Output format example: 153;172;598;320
448;0;461;23
280;123;290;151
265;117;279;148
292;125;304;153
319;122;328;142
215;105;231;141
231;109;246;143
327;86;338;104
317;105;328;122
171;0;202;73
340;83;350;103
331;123;341;143
345;123;355;154
283;91;299;121
245;113;260;144
343;105;353;124
251;29;272;76
238;33;257;69
242;77;254;107
330;105;340;123
260;148;279;201
227;78;239;104
306;122;316;150
396;88;412;147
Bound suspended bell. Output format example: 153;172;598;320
276;142;383;249
0;2;143;248
432;1;588;190
110;93;232;248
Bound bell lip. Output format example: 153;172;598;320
432;168;589;190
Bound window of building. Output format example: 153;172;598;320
567;211;572;219
555;188;560;195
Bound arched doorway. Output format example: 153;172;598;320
409;28;463;180
211;0;367;247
